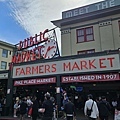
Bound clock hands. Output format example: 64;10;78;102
44;46;55;58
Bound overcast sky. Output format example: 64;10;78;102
0;0;103;49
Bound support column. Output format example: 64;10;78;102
6;64;14;116
56;75;61;111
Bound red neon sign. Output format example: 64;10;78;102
18;29;48;50
11;29;49;64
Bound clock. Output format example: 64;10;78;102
41;39;57;59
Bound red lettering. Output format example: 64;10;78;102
25;51;31;61
17;29;48;50
39;65;44;73
52;64;56;72
18;41;23;50
16;68;20;76
17;53;21;63
26;67;31;75
63;62;71;71
80;60;88;69
22;52;26;62
89;59;96;69
43;29;48;41
24;39;28;48
19;68;25;75
31;51;36;61
45;65;50;73
72;62;80;70
39;32;42;42
37;46;42;59
30;37;34;46
34;34;38;44
107;57;114;67
99;58;106;68
32;66;38;74
12;55;17;63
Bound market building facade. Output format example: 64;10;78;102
52;0;120;56
6;49;120;115
4;0;120;116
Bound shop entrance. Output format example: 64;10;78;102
13;83;56;102
61;81;120;110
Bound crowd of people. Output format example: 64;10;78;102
60;92;120;120
13;93;55;120
84;94;120;120
1;91;120;120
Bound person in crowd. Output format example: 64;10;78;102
64;97;76;120
95;96;102;107
13;100;20;117
61;91;68;119
31;96;39;120
116;96;120;111
19;97;28;120
39;92;53;120
27;96;33;117
84;94;99;120
111;98;117;114
98;96;111;120
0;98;2;116
62;91;68;107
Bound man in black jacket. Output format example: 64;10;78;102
39;93;53;120
64;97;76;120
31;96;39;120
98;96;111;120
19;98;28;120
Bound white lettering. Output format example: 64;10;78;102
15;81;23;85
79;8;84;15
95;3;101;10
96;75;102;79
66;11;73;18
84;6;89;13
102;2;108;9
73;9;78;16
109;0;115;7
91;76;95;80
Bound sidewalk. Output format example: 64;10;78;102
0;110;114;120
0;115;113;120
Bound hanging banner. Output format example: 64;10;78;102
14;77;56;86
62;73;119;83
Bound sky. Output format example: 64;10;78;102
0;0;103;50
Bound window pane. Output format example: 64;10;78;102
77;29;84;36
86;27;93;34
87;50;95;54
1;61;7;69
78;36;84;42
86;35;93;41
78;51;86;55
2;49;8;58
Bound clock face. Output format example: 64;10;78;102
41;39;57;59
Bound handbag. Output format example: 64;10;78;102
28;107;33;115
87;101;94;116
